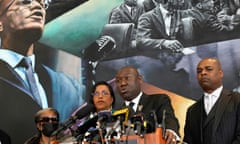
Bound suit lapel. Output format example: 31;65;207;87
0;60;31;95
203;103;217;127
212;89;232;134
152;7;169;38
120;4;133;22
138;94;150;113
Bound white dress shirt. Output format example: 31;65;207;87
159;4;172;36
125;91;142;112
204;86;223;115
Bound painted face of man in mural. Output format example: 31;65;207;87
0;0;47;54
159;0;188;11
124;0;137;7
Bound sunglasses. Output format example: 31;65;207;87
38;117;59;123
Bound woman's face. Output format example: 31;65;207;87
92;85;113;112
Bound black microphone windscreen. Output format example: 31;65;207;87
75;103;95;119
98;111;112;122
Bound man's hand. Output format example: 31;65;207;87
165;130;177;144
162;40;183;53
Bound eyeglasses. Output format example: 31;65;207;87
38;117;59;123
0;0;49;17
21;0;49;9
93;91;110;97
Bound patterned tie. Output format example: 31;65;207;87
22;57;42;107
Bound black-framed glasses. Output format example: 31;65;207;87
92;91;110;97
38;117;59;123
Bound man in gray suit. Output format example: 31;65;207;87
184;58;240;144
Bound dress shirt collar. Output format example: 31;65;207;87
124;4;132;13
0;49;36;69
125;91;143;111
204;85;223;98
159;4;170;19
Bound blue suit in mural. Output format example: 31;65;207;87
0;59;84;143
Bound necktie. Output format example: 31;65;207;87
205;94;212;114
131;7;135;17
22;57;42;107
128;102;135;119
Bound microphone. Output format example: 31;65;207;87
97;111;112;123
150;110;158;130
74;113;98;135
130;113;145;136
105;107;129;139
105;116;121;140
112;107;129;123
162;109;166;138
51;103;95;136
83;35;116;62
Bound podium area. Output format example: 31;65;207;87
118;128;166;144
78;128;166;144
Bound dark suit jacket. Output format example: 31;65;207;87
109;3;145;27
118;93;180;136
109;3;145;42
0;60;85;144
0;129;11;144
183;89;240;144
136;6;185;51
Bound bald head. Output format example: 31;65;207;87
115;66;143;101
197;58;222;71
196;58;224;93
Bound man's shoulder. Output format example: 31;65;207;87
111;3;125;12
144;93;170;100
187;99;202;113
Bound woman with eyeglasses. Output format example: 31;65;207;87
90;81;115;113
73;81;116;143
24;108;60;144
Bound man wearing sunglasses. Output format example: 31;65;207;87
0;0;85;143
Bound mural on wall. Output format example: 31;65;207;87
0;0;239;143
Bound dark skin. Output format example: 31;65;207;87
196;58;224;93
115;66;177;144
197;58;224;93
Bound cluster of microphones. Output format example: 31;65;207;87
51;103;165;143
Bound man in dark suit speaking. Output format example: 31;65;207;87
115;66;180;144
184;58;240;144
0;0;84;143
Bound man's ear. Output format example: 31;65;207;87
0;21;3;32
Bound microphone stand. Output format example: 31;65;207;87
105;116;121;144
